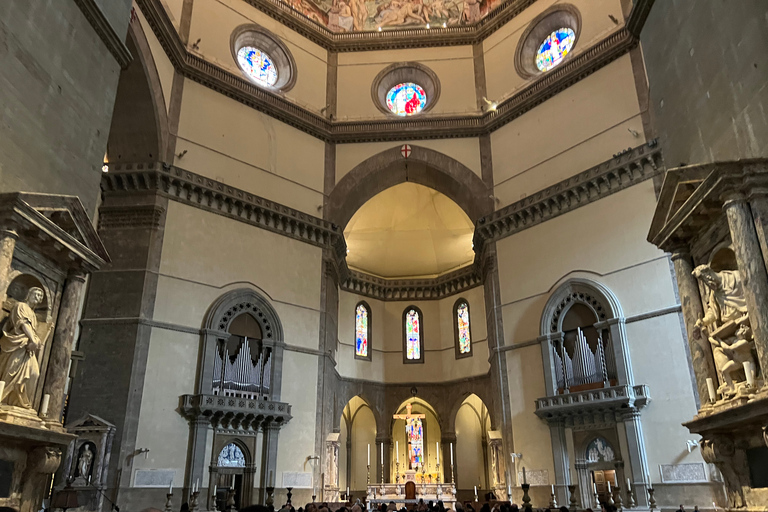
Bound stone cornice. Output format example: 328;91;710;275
534;384;651;425
101;162;346;259
180;393;292;431
341;265;482;301
473;141;663;251
136;0;644;143
73;0;133;68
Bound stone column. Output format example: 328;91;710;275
0;228;18;301
605;318;634;386
188;416;211;499
261;424;281;503
747;189;768;273
43;271;87;423
723;193;768;380
441;432;457;485
548;421;570;505
619;411;650;507
670;250;716;406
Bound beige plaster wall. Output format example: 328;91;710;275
160;0;185;31
483;0;626;103
336;285;489;383
187;0;328;112
133;200;324;487
350;405;377;490
174;79;326;216
455;395;489;489
335;139;483;182
491;54;644;209
336;46;476;119
135;3;174;114
496;181;704;482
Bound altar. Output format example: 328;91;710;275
366;482;457;510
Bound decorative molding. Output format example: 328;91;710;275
341;266;482;301
180;393;292;432
135;0;647;143
474;141;663;251
97;205;166;230
659;463;707;484
72;0;133;68
101;162;346;258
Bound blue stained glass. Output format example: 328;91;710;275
386;82;427;116
355;304;369;357
406;309;421;360
237;46;278;86
535;28;576;72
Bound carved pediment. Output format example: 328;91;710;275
67;414;116;433
0;193;109;272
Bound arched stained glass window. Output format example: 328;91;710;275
386;82;427;116
455;300;472;357
404;307;423;362
237;46;278;86
218;443;246;467
535;27;576;72
355;302;371;360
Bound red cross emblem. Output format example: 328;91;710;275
401;144;412;158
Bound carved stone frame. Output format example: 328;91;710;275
402;305;425;364
371;62;441;116
453;297;473;360
513;4;582;79
231;23;298;92
354;301;373;361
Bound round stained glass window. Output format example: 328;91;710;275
535;27;576;72
386;83;427;116
237;46;278;86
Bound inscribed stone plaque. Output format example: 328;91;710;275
0;459;13;497
659;463;706;483
517;469;548;486
134;469;176;487
282;471;313;488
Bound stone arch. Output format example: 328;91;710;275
200;288;285;400
215;437;252;467
326;145;492;229
540;277;624;335
106;20;169;163
446;390;496;434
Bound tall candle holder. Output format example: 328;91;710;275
549;487;558;509
568;484;578;511
266;486;275;507
211;491;219;512
593;488;600;508
521;483;531;512
190;491;200;512
606;487;615;507
367;464;371;485
614;485;623;511
451;463;456;485
626;483;636;508
164;492;173;512
286;487;293;506
647;487;656;512
396;462;400;483
227;488;237;512
436;462;441;484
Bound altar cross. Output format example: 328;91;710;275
394;403;426;469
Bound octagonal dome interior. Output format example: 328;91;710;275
343;182;475;279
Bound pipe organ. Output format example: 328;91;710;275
212;336;272;399
553;327;617;392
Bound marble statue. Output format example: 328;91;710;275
709;324;756;395
77;444;94;480
693;265;755;396
0;287;45;409
693;265;748;328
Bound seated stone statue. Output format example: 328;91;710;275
693;265;748;329
0;287;45;409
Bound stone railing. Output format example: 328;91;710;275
535;384;650;425
180;393;292;431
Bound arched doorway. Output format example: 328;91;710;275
339;396;377;498
211;440;252;509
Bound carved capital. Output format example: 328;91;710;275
26;447;62;475
699;436;735;465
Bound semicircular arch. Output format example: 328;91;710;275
327;145;492;229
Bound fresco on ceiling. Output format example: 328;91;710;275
281;0;499;32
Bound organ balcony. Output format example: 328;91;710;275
180;393;292;431
534;384;651;426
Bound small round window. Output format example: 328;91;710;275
535;28;576;72
386;83;427;116
237;46;278;86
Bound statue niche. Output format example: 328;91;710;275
0;281;51;411
693;263;758;398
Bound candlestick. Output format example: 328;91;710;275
568;485;578;510
549;485;557;509
522;467;527;485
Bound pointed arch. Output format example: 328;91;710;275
540;277;623;335
326;145;492;229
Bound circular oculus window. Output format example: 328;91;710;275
371;63;440;117
237;46;279;86
231;24;297;91
386;82;427;116
535;27;576;72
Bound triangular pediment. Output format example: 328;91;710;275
66;414;115;431
647;164;713;244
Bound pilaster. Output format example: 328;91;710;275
619;410;649;507
548;420;569;505
0;228;18;302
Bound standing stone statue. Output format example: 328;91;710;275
77;444;94;480
0;287;45;408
